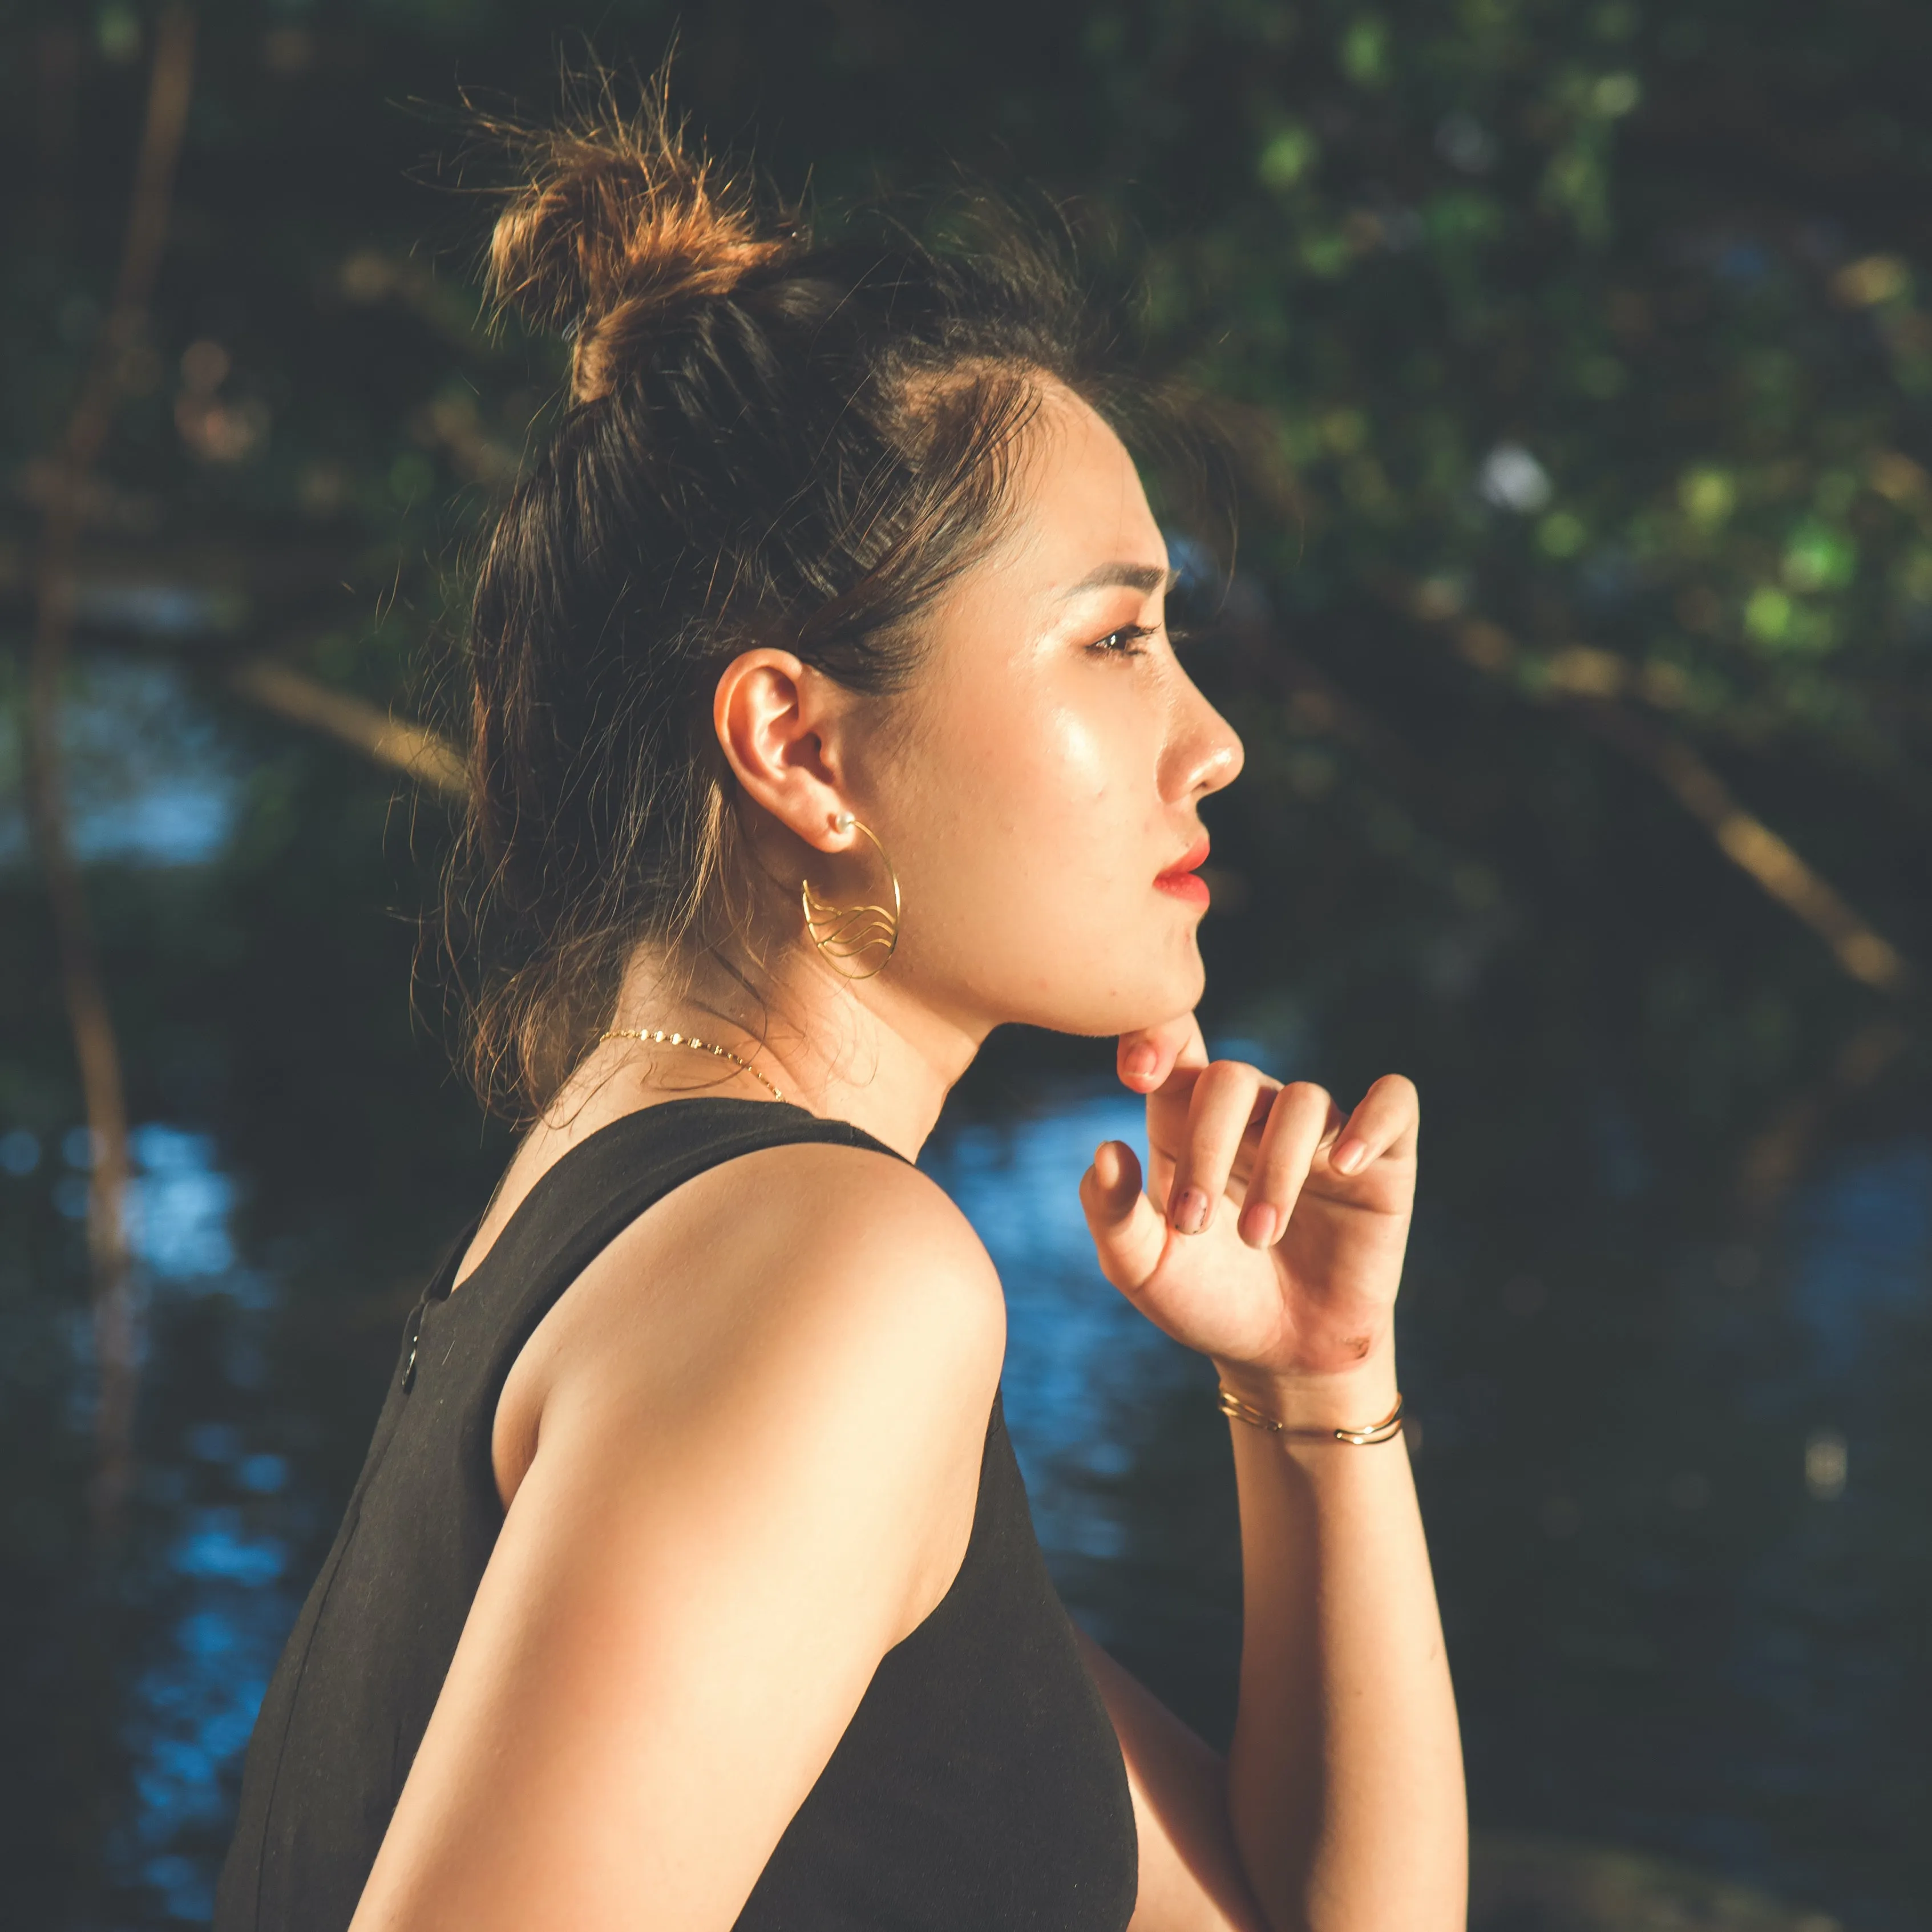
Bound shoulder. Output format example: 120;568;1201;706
697;1136;1006;1465
502;1127;1004;1600
721;1131;1004;1325
631;1127;1007;1370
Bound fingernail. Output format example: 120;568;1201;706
1123;1045;1158;1080
1173;1186;1210;1234
1333;1140;1366;1175
1239;1203;1277;1247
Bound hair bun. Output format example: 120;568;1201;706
486;95;793;404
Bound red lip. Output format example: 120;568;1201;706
1154;835;1211;908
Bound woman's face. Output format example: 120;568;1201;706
875;382;1243;1040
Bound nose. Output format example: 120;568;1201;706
1163;676;1244;804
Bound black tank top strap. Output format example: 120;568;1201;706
427;1097;903;1377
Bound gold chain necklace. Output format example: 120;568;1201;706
599;1026;787;1104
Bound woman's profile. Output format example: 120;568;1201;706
215;83;1466;1932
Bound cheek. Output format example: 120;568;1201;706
1018;698;1110;809
889;668;1203;1028
914;683;1164;933
950;690;1114;844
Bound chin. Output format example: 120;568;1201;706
1020;942;1207;1041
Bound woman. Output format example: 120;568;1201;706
217;96;1465;1932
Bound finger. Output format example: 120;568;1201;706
1165;1060;1268;1236
1237;1081;1339;1248
1078;1139;1169;1295
1329;1073;1421;1177
1117;1010;1208;1093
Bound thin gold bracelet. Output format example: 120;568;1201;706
1217;1385;1405;1445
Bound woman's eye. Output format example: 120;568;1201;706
1089;623;1155;657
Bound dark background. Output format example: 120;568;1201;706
3;1;1929;1926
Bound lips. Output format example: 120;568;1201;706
1154;835;1211;908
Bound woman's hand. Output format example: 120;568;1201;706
1078;1011;1417;1408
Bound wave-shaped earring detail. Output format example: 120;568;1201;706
801;811;901;980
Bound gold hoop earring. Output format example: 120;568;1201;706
801;812;901;980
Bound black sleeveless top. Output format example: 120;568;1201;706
215;1100;1137;1931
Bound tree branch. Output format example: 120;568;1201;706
1385;582;1915;998
24;2;197;1549
228;657;467;799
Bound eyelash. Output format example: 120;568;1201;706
1088;623;1157;658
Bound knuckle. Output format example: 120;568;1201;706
1188;1064;1250;1121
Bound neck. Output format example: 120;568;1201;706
608;943;984;1163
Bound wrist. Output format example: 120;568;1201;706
1210;1350;1400;1435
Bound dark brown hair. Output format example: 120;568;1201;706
443;87;1126;1118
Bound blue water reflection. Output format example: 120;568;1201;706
128;1127;242;1286
923;1091;1198;1573
90;1122;297;1922
1789;1140;1931;1377
0;658;240;870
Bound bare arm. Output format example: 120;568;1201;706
349;1147;1005;1932
1218;1359;1463;1928
1074;1629;1269;1932
1080;1023;1466;1932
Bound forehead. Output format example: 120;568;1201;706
998;382;1166;582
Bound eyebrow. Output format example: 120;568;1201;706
1061;561;1180;599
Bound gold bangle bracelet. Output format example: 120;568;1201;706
1217;1385;1405;1445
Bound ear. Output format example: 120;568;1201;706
712;648;853;853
